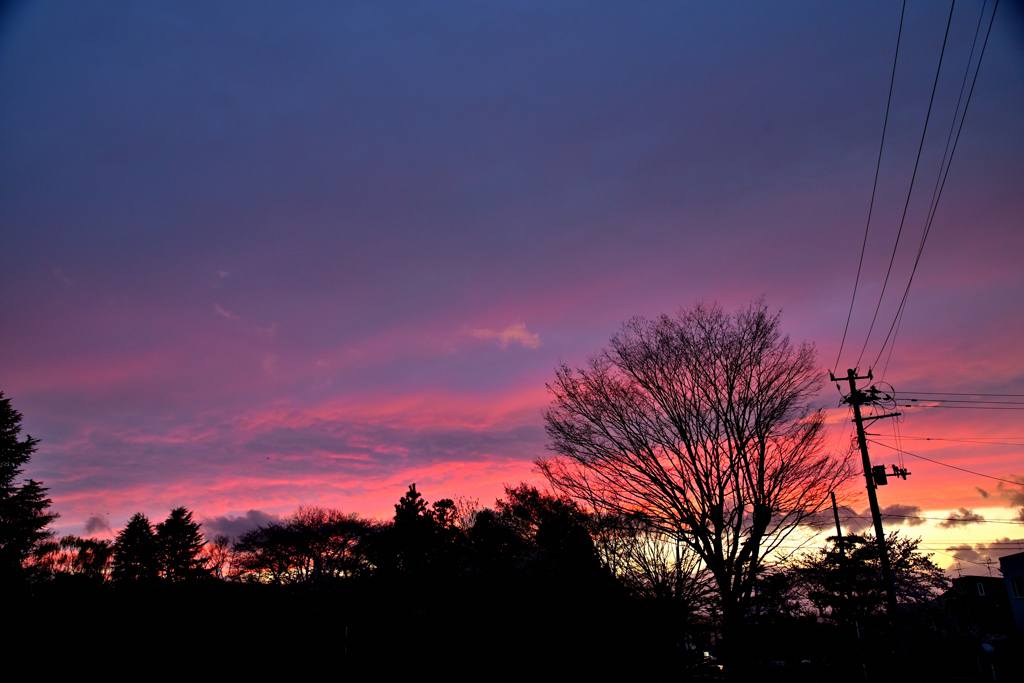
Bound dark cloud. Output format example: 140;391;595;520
975;487;989;499
800;503;926;534
938;508;986;529
799;507;845;532
995;477;1024;508
946;538;1024;574
84;514;111;535
200;510;281;542
879;504;927;527
993;477;1024;525
946;544;983;566
820;504;927;535
840;511;874;535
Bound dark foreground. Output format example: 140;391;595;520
12;576;1022;682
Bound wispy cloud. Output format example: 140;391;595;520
468;323;541;349
215;303;276;338
214;303;241;321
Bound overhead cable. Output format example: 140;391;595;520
833;0;907;373
867;438;1024;485
873;0;1001;369
857;0;958;369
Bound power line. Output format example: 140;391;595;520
834;0;907;373
933;543;1015;550
856;0;958;369
845;513;1024;524
897;391;1024;397
867;434;1024;446
900;398;1024;405
925;549;996;566
899;405;1024;411
867;439;1024;485
920;541;1024;545
872;0;1001;369
878;1;991;379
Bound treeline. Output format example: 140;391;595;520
6;387;1020;679
20;483;713;678
31;483;687;597
12;490;1021;679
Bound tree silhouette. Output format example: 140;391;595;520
496;483;599;576
796;532;949;629
33;535;113;581
0;392;57;583
233;522;295;584
156;507;211;581
289;506;373;580
231;507;374;583
390;483;441;574
205;533;231;579
538;301;853;655
112;512;158;583
431;498;459;544
593;512;710;610
394;483;430;526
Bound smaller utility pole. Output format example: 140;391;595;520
830;491;844;552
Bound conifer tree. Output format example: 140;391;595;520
156;507;211;581
0;392;57;582
112;512;158;583
392;483;437;573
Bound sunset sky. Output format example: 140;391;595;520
2;1;1022;573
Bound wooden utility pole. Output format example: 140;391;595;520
840;368;900;615
832;368;908;679
830;491;844;550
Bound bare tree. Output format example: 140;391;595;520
593;514;711;609
203;534;232;581
538;301;851;651
453;496;480;533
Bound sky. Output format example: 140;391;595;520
1;1;1022;573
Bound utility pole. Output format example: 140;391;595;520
830;491;844;552
836;368;900;615
832;368;909;678
831;489;868;679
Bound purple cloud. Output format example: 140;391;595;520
84;514;111;535
199;510;282;542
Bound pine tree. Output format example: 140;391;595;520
392;483;437;573
394;483;429;525
156;507;211;581
112;512;158;583
0;392;57;583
